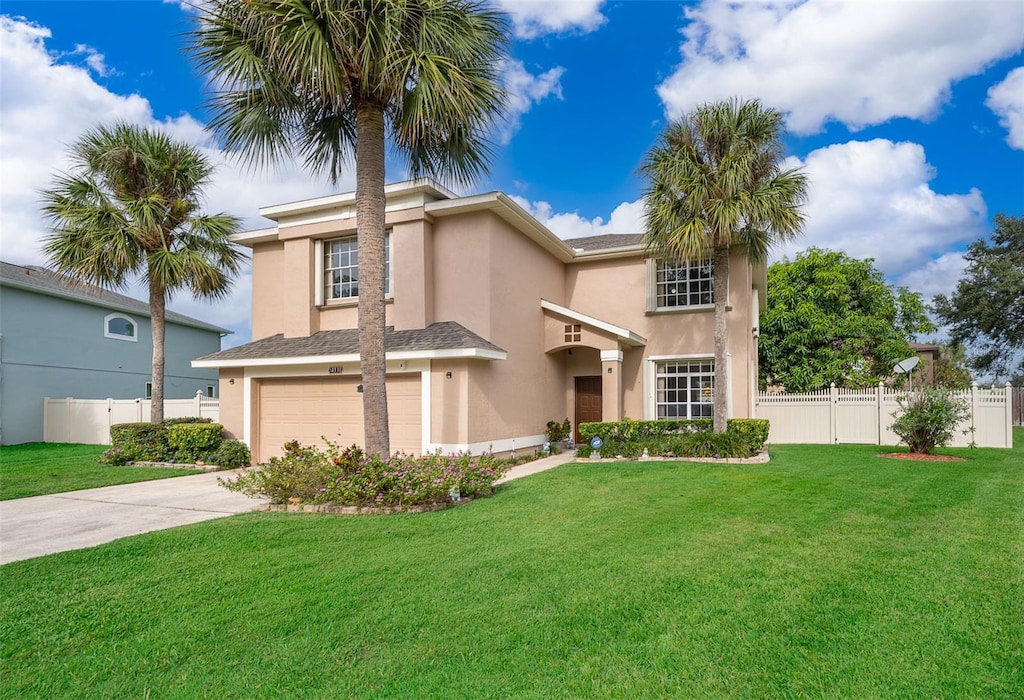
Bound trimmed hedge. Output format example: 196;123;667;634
103;420;234;467
167;423;224;462
108;423;168;462
576;418;770;459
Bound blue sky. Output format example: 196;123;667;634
2;1;1022;349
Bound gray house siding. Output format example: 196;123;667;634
0;284;223;445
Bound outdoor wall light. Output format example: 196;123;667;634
446;371;452;379
607;367;613;373
229;378;235;384
357;384;364;393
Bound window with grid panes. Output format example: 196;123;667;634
655;359;714;419
323;233;390;301
655;258;713;308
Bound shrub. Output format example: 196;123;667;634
727;419;770;451
166;423;223;462
545;418;572;444
109;423;168;462
96;446;134;466
890;389;970;454
220;440;512;508
212;439;251;468
665;431;755;459
576;418;769;458
162;417;213;426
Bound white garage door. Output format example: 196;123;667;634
256;374;421;461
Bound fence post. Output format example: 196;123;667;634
1006;381;1014;449
43;398;50;443
830;382;837;444
876;381;884;445
195;390;203;417
107;398;113;444
971;381;980;443
65;397;72;443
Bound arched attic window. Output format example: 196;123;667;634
104;313;138;342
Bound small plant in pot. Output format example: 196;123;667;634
545;418;573;453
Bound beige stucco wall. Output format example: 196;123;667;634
565;247;757;419
432;213;568;444
217;367;245;439
250;241;285;341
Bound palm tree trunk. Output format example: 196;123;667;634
356;103;391;457
149;273;166;424
712;245;729;433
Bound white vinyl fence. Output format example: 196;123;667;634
43;391;220;445
755;382;1014;448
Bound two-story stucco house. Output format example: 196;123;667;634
0;261;228;445
194;180;764;461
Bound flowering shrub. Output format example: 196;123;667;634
890;389;970;454
220;440;512;508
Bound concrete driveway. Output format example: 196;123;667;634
0;470;266;565
0;452;576;566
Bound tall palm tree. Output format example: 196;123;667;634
642;99;808;432
191;0;507;457
41;123;243;423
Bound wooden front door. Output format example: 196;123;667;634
574;376;603;443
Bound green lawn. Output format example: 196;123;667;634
2;430;1021;698
0;443;201;500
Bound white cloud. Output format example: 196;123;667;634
499;59;565;143
987;67;1024;150
896;252;967;305
658;0;1024;134
773;139;986;282
0;15;341;345
493;0;606;39
510;196;645;240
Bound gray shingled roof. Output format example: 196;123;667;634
195;321;505;362
566;233;644;252
0;260;231;334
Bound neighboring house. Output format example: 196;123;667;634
909;342;939;386
194;179;764;461
0;261;228;445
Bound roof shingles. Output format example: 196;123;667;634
0;261;229;333
195;321;504;363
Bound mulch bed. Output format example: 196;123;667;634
877;452;966;462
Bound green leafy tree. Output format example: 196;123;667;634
932;213;1024;380
642;98;808;432
192;0;507;457
41;123;243;423
759;248;936;392
926;343;972;390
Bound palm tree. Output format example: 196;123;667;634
191;0;507;457
641;99;808;432
41;122;243;423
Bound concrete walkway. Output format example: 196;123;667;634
1;451;576;565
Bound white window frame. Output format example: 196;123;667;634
104;313;138;342
647;258;714;311
315;233;392;305
206;385;216;398
649;357;716;420
144;382;153;399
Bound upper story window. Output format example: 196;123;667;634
654;258;713;309
104;313;138;342
564;324;581;343
323;233;391;302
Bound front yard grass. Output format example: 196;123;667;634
0;443;200;500
1;429;1021;698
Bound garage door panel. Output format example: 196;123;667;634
257;375;421;461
